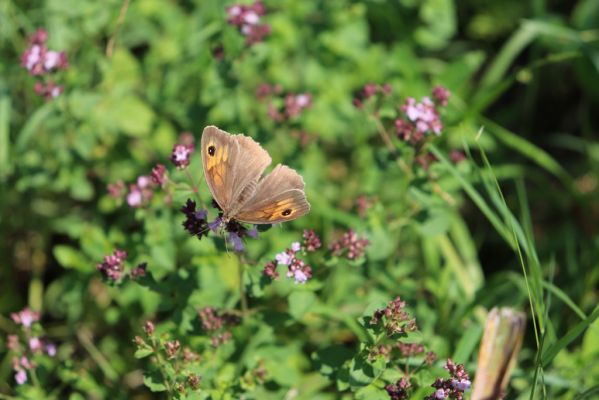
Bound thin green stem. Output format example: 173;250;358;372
76;328;119;382
150;336;173;395
237;255;248;317
106;0;131;58
184;168;206;208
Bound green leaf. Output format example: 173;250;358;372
53;245;87;271
134;348;154;359
349;353;386;389
541;305;599;368
288;290;317;320
143;370;167;392
356;384;389;400
312;345;354;379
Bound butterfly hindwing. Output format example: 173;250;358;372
234;164;311;224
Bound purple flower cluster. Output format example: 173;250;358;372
385;377;411;400
371;296;418;337
329;229;370;260
198;307;240;347
96;249;146;282
181;199;210;239
352;82;392;108
426;359;471;400
181;198;259;252
263;230;322;284
226;1;270;45
20;28;68;100
395;86;451;144
257;84;312;122
7;308;57;386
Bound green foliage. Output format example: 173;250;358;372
1;0;598;399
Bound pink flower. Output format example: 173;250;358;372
170;144;193;169
126;182;153;208
21;30;68;76
7;335;20;350
107;180;126;199
15;369;27;385
34;81;64;100
126;185;143;207
10;308;40;328
290;242;301;252
28;337;42;352
151;164;167;187
285;93;312;118
329;229;370;260
226;1;270;45
45;343;57;357
432;86;451;106
96;249;127;281
275;251;293;266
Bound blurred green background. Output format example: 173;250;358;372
1;0;598;398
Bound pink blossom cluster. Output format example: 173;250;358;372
7;308;57;386
10;308;40;328
425;359;471;400
257;83;312;122
263;230;322;283
226;1;270;45
96;249;146;282
352;82;392;108
20;28;68;100
329;229;370;260
276;241;313;284
198;307;240;347
395;86;451;144
127;175;156;208
108;134;196;208
371;296;418;337
385;377;411;400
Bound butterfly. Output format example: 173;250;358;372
200;125;310;225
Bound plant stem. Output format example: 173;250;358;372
369;114;412;177
150;336;173;395
238;255;248;318
106;0;131;58
184;168;206;208
76;328;119;382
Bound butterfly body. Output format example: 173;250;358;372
201;126;310;225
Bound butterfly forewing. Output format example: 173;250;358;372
201;126;271;214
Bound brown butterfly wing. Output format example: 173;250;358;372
234;164;311;224
201;126;271;213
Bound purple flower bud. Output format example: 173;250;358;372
434;389;447;399
208;217;223;232
228;232;245;252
